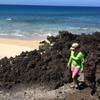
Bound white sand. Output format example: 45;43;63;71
0;38;41;58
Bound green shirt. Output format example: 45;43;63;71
68;51;84;71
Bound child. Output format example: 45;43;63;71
67;43;84;88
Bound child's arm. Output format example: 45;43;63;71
71;52;82;61
67;51;73;67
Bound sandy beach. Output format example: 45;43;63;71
0;38;41;58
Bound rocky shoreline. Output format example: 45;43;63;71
0;31;99;99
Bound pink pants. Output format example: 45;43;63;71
71;67;80;76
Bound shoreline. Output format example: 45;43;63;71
0;37;44;58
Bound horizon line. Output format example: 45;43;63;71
0;4;100;7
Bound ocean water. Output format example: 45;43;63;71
0;5;100;39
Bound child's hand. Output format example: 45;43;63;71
67;63;71;68
80;69;84;73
